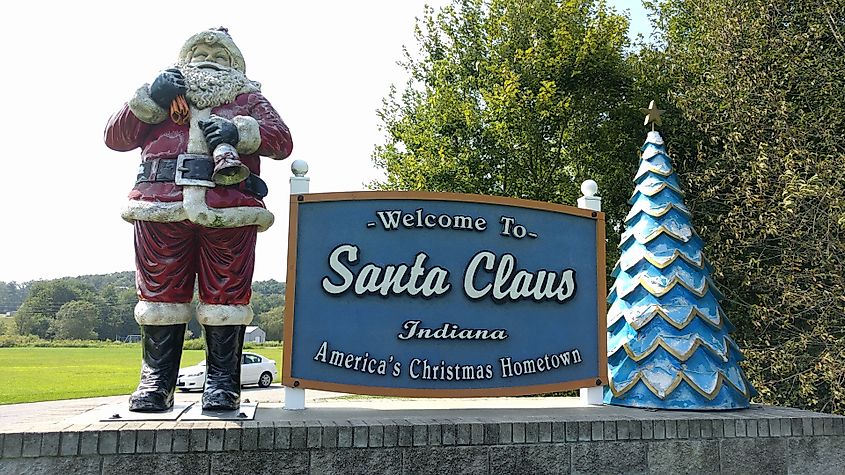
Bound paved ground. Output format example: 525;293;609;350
0;384;343;430
1;384;613;431
2;384;837;434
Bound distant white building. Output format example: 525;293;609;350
245;326;266;343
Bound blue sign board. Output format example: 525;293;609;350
283;191;607;396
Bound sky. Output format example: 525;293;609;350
0;1;649;284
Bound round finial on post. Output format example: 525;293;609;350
291;159;309;177
581;179;598;197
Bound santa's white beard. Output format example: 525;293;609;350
178;63;260;109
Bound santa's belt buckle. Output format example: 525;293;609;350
175;154;215;188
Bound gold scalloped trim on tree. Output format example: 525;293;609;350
608;333;741;363
614;249;707;273
624;201;692;221
619;224;698;248
612;274;714;300
617;265;708;294
632;180;685;198
634;161;674;180
607;304;726;331
641;145;668;160
608;368;753;401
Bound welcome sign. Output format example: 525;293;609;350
283;191;607;396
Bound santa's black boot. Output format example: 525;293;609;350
202;325;246;411
128;324;186;412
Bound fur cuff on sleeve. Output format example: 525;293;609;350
233;115;261;155
128;84;169;124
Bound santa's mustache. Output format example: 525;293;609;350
174;60;260;109
180;63;240;91
188;61;229;72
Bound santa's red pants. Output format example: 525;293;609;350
134;221;256;304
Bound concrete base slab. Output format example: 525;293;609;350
181;402;257;421
94;403;193;423
2;395;843;474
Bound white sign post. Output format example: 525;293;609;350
284;159;310;410
577;179;605;406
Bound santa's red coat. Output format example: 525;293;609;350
104;91;292;208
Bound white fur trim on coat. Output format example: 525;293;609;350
121;191;274;232
135;301;193;325
128;85;169;125
233;115;261;155
122;200;187;224
196;303;254;326
188;107;212;154
182;186;274;231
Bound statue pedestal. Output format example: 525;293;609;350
95;403;193;422
180;402;257;421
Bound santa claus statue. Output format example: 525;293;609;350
105;28;293;412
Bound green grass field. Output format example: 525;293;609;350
0;346;283;405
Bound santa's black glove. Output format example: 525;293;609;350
149;68;187;109
199;117;239;150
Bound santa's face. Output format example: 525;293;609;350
188;44;232;70
177;45;259;109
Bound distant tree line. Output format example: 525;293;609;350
0;282;28;314
0;272;286;341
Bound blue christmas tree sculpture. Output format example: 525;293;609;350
604;102;755;409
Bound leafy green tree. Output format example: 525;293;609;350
251;279;285;317
257;305;285;341
51;300;99;340
372;0;644;262
12;310;48;338
114;287;140;337
252;279;286;297
1;316;16;335
14;279;98;338
96;284;138;340
75;271;135;292
643;0;845;414
0;281;28;314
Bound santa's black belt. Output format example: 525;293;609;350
135;157;269;198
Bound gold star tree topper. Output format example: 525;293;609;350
640;100;665;130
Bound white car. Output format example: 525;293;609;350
177;352;278;391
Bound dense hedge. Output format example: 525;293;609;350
0;335;126;348
644;0;845;414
